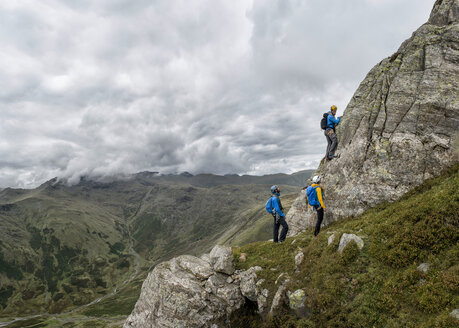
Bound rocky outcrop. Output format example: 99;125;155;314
337;234;364;253
270;276;290;315
124;246;268;328
287;289;308;317
288;0;459;234
209;245;234;275
294;251;304;266
417;262;430;274
328;232;336;246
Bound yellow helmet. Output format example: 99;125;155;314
330;105;337;111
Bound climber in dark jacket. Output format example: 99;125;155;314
266;185;288;243
325;105;341;160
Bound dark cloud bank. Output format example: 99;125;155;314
0;0;433;188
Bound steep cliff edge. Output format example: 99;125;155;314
288;0;459;235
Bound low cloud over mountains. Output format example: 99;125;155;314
0;0;433;187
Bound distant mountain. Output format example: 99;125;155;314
0;169;312;318
134;169;314;188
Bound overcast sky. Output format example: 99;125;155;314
0;0;435;188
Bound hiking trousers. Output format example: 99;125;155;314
325;128;338;158
313;206;324;236
273;214;288;242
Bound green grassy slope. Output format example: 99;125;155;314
233;165;459;328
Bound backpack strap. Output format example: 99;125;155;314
278;197;284;212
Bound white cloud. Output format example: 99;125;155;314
0;0;435;188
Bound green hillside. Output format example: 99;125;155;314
0;171;309;321
232;165;459;327
5;165;458;327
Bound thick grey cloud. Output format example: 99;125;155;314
0;0;434;188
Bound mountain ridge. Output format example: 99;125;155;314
0;169;315;191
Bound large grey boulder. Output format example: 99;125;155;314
124;254;244;328
287;0;459;232
124;249;267;327
210;245;234;275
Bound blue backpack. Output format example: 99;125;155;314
265;196;275;214
306;186;320;206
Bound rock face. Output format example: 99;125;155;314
124;246;266;328
288;0;459;234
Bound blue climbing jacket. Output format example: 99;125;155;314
265;195;285;217
327;111;341;129
306;186;320;206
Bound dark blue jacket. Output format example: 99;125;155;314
327;111;341;129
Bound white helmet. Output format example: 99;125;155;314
312;175;321;183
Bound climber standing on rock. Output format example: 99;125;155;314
265;185;288;243
322;105;342;160
306;176;326;237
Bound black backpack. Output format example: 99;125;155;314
320;113;329;130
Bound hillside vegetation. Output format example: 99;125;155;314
233;165;459;327
0;171;310;321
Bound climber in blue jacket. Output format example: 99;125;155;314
265;185;288;243
325;105;342;160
